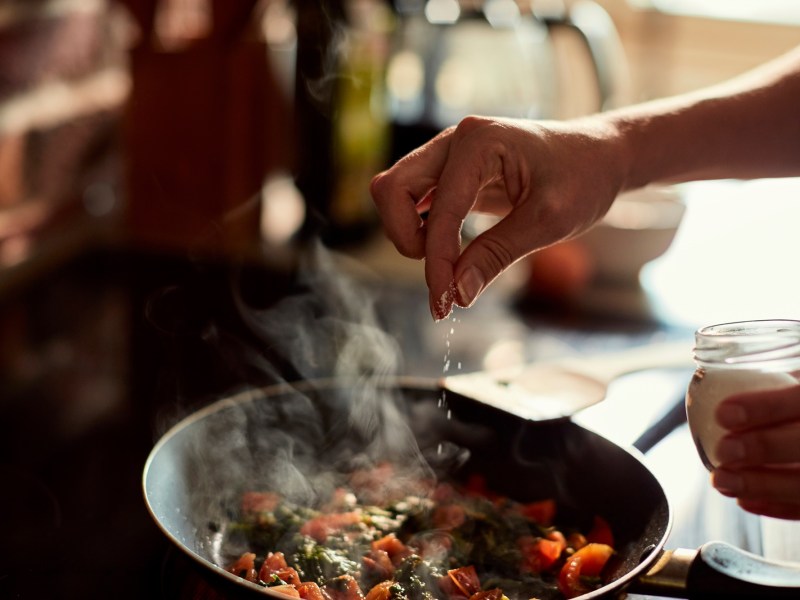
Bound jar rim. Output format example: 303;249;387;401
697;319;800;339
694;319;800;367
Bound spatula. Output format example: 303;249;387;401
441;339;693;421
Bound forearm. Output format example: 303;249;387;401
604;46;800;190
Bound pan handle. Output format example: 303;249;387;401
629;541;800;599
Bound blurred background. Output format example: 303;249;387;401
1;0;800;321
2;2;800;596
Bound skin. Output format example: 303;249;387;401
370;46;800;518
714;386;800;520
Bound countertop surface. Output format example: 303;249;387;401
0;245;768;599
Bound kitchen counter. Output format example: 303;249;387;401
0;245;766;599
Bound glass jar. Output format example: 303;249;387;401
686;319;800;471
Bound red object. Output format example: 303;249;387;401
242;491;280;515
371;533;411;565
300;511;362;543
447;566;481;597
558;543;614;598
364;580;394;600
227;552;257;583
122;0;293;257
586;515;615;547
519;533;565;573
519;499;557;525
297;582;328;600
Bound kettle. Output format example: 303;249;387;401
384;0;631;160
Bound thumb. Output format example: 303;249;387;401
452;217;532;308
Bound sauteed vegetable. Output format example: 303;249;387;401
227;464;615;600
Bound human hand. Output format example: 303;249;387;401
370;115;626;320
713;386;800;519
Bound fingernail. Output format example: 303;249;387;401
716;437;746;463
455;266;485;308
712;469;744;495
717;403;748;428
431;286;454;322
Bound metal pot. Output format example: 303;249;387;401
143;378;800;599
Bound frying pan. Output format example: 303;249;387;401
143;378;800;599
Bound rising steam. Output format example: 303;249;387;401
150;240;443;563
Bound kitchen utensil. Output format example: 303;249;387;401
143;378;800;599
441;339;693;421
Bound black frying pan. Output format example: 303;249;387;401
142;379;800;599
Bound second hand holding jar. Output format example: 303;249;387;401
687;319;800;562
687;320;800;469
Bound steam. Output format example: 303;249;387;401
152;240;441;545
230;241;424;470
235;242;400;384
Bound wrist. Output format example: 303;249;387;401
602;111;649;192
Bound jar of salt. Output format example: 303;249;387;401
687;319;800;561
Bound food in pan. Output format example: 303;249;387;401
227;464;615;600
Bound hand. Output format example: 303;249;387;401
713;386;800;519
370;115;626;320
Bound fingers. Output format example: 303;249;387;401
451;209;540;308
370;130;455;260
713;465;800;518
717;384;800;431
713;404;800;518
716;421;800;466
422;118;509;319
737;499;800;520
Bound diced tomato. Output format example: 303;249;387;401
324;574;365;600
297;582;328;600
241;491;281;515
438;574;467;600
519;499;556;526
586;516;614;547
271;584;301;597
558;543;614;599
301;511;362;543
227;552;257;583
469;590;504;600
276;567;301;586
433;504;466;530
371;533;410;565
259;551;290;582
518;533;565;574
447;566;481;597
362;549;393;580
365;580;394;600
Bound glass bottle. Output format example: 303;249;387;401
687;319;800;470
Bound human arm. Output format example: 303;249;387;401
370;46;800;320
